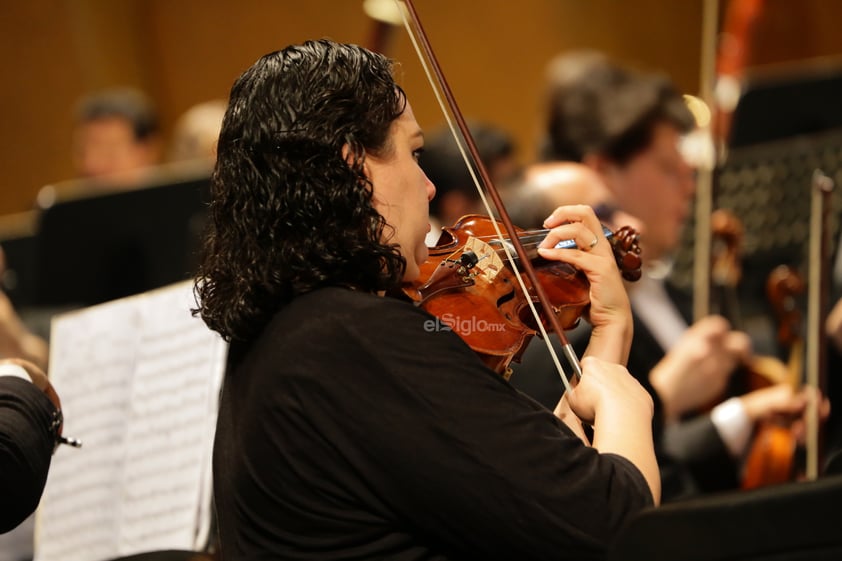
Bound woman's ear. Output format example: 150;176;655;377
342;143;370;178
583;152;611;176
584;153;626;203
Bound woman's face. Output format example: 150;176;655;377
365;101;436;282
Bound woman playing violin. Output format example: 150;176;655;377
194;39;657;561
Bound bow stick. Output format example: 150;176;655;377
396;0;584;389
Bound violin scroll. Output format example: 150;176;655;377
711;208;744;288
609;225;642;282
766;264;805;349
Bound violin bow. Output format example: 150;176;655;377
396;0;582;389
805;170;833;479
693;0;766;321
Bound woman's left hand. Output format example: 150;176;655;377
538;205;633;364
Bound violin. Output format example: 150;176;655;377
398;0;639;392
693;0;766;320
402;214;642;376
706;208;804;489
710;208;744;319
741;265;804;489
740;169;833;487
709;209;789;391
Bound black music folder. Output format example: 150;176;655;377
729;57;842;148
32;164;211;308
608;474;842;561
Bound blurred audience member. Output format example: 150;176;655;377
72;87;162;186
167;99;227;163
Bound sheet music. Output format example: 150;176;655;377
35;281;227;561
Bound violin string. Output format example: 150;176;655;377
397;0;574;392
469;230;549;243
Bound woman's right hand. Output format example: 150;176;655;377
566;356;653;426
565;356;660;504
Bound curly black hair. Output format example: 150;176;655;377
193;40;407;342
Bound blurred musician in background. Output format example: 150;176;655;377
167;99;227;164
511;50;826;501
71;87;162;187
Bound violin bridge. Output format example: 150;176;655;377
463;236;504;283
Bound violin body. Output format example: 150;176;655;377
741;265;805;489
403;214;640;376
739;354;799;490
742;422;797;489
704;210;803;489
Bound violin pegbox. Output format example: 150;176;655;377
608;225;643;282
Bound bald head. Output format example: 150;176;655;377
502;161;645;240
525;162;611;208
502;162;611;229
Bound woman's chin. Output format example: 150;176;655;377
403;266;421;284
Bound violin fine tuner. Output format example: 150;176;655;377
458;250;478;270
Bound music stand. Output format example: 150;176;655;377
32;164;211;308
729;57;842;148
608;475;842;561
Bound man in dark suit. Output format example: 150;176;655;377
509;51;824;501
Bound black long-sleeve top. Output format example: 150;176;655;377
212;287;653;560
